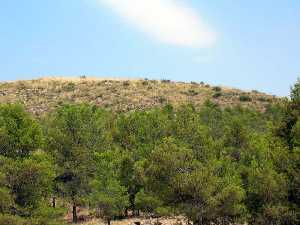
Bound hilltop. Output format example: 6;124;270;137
0;76;280;115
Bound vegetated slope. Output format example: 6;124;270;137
0;76;279;115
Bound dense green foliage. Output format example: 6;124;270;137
0;80;299;225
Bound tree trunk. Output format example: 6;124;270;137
130;193;136;216
72;203;78;223
52;197;56;208
107;219;111;225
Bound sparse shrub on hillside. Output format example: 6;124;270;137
156;96;167;104
16;81;26;90
0;90;6;96
191;81;198;85
185;89;199;96
239;95;252;102
161;79;171;83
80;75;86;79
142;80;149;86
80;80;88;85
212;86;222;92
123;81;130;87
56;100;64;105
63;82;75;92
257;96;270;102
97;94;103;99
0;78;277;114
150;79;158;84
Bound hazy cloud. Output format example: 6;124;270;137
98;0;216;48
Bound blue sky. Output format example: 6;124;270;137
0;0;299;96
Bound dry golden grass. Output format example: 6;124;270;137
0;76;280;115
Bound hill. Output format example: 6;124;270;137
0;76;280;115
0;78;299;225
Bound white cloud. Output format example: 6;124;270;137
98;0;216;48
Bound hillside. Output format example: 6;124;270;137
0;76;279;115
0;79;299;225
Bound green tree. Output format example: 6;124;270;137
290;78;300;105
173;104;214;162
114;108;171;214
90;150;129;225
144;138;247;225
45;104;113;223
135;189;163;215
118;153;142;216
223;117;250;161
0;104;43;158
5;152;55;215
90;179;128;225
291;119;300;147
276;79;300;149
178;161;246;225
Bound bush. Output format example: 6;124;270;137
157;96;167;104
0;214;66;225
255;205;298;225
142;80;148;86
0;214;26;225
258;97;271;102
186;89;199;96
212;86;222;92
161;79;171;83
239;95;252;102
135;190;162;213
213;92;222;98
31;204;67;225
63;82;75;92
123;81;130;87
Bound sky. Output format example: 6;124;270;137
0;0;300;96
